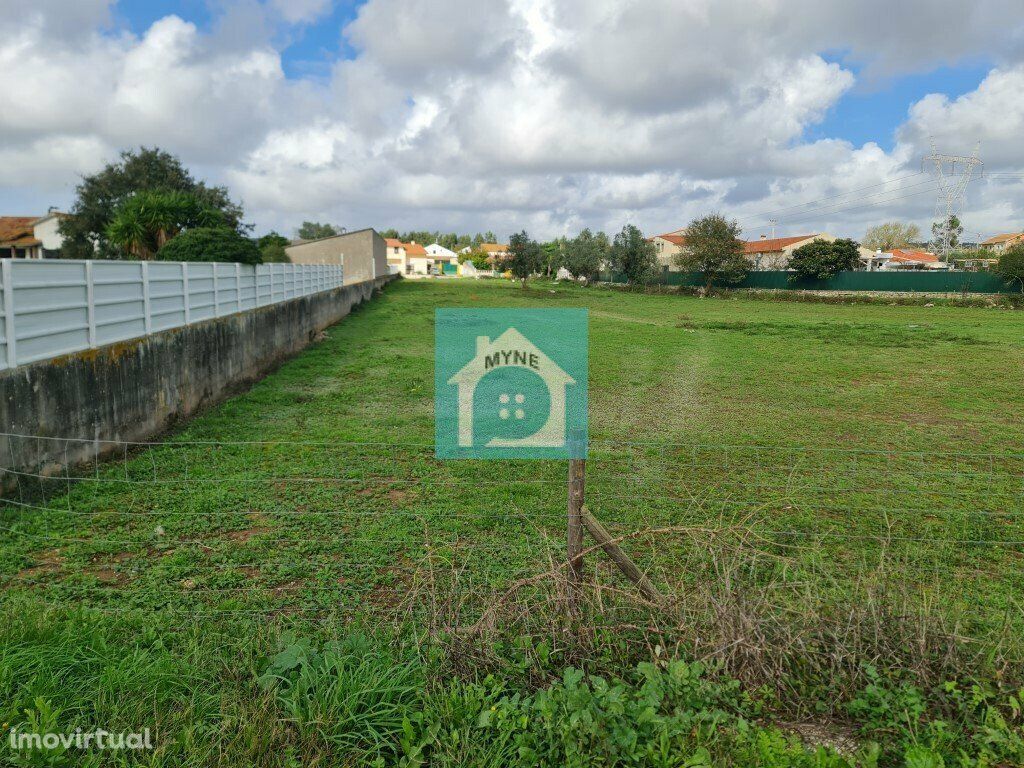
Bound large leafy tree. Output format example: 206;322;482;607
993;243;1024;291
862;222;921;251
59;147;245;259
788;238;861;280
106;190;226;259
562;229;608;284
503;230;543;286
676;214;748;294
609;224;658;286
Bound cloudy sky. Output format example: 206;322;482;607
3;0;1024;242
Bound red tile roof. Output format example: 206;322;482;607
384;238;403;247
0;216;37;245
889;249;939;263
404;242;427;257
743;235;816;254
654;233;687;246
480;243;508;253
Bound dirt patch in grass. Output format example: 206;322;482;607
224;527;271;543
15;548;64;581
90;568;122;584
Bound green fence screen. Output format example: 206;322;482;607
603;270;1019;294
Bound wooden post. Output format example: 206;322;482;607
567;457;586;598
581;505;663;604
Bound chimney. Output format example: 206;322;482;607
760;234;767;240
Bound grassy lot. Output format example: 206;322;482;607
1;278;1022;766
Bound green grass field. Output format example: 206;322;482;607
2;279;1022;766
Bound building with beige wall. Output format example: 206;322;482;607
743;233;836;269
286;228;387;285
649;233;687;269
980;232;1024;253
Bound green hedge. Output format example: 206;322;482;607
604;269;1019;294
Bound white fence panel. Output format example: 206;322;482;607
148;262;187;332
0;258;344;371
0;260;8;369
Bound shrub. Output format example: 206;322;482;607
993;243;1024;291
788;238;860;280
155;227;261;264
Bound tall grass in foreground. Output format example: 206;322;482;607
0;598;1021;767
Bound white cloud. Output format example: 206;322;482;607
3;0;1024;241
268;0;333;24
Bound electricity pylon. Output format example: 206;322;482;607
922;140;983;259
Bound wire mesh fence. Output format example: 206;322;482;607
1;431;1022;677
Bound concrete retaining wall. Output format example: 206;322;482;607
1;274;397;482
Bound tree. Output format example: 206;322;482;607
562;229;608;284
862;221;921;252
59;147;245;259
608;224;658;286
993;243;1024;291
541;238;566;276
155;227;261;264
257;231;289;250
788;238;861;281
106;190;227;259
296;222;339;240
458;249;492;270
676;214;748;294
503;230;543;286
260;243;290;263
931;215;963;252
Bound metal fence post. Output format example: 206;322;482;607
2;260;16;368
85;260;96;348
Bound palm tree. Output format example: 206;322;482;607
107;190;225;259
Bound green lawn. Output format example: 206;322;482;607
2;278;1022;766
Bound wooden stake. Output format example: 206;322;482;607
581;505;663;603
567;457;586;597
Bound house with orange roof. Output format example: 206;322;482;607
385;239;434;275
649;233;687;268
0;210;66;258
882;248;949;270
743;233;835;270
980;232;1024;253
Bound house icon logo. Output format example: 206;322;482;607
435;309;588;459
